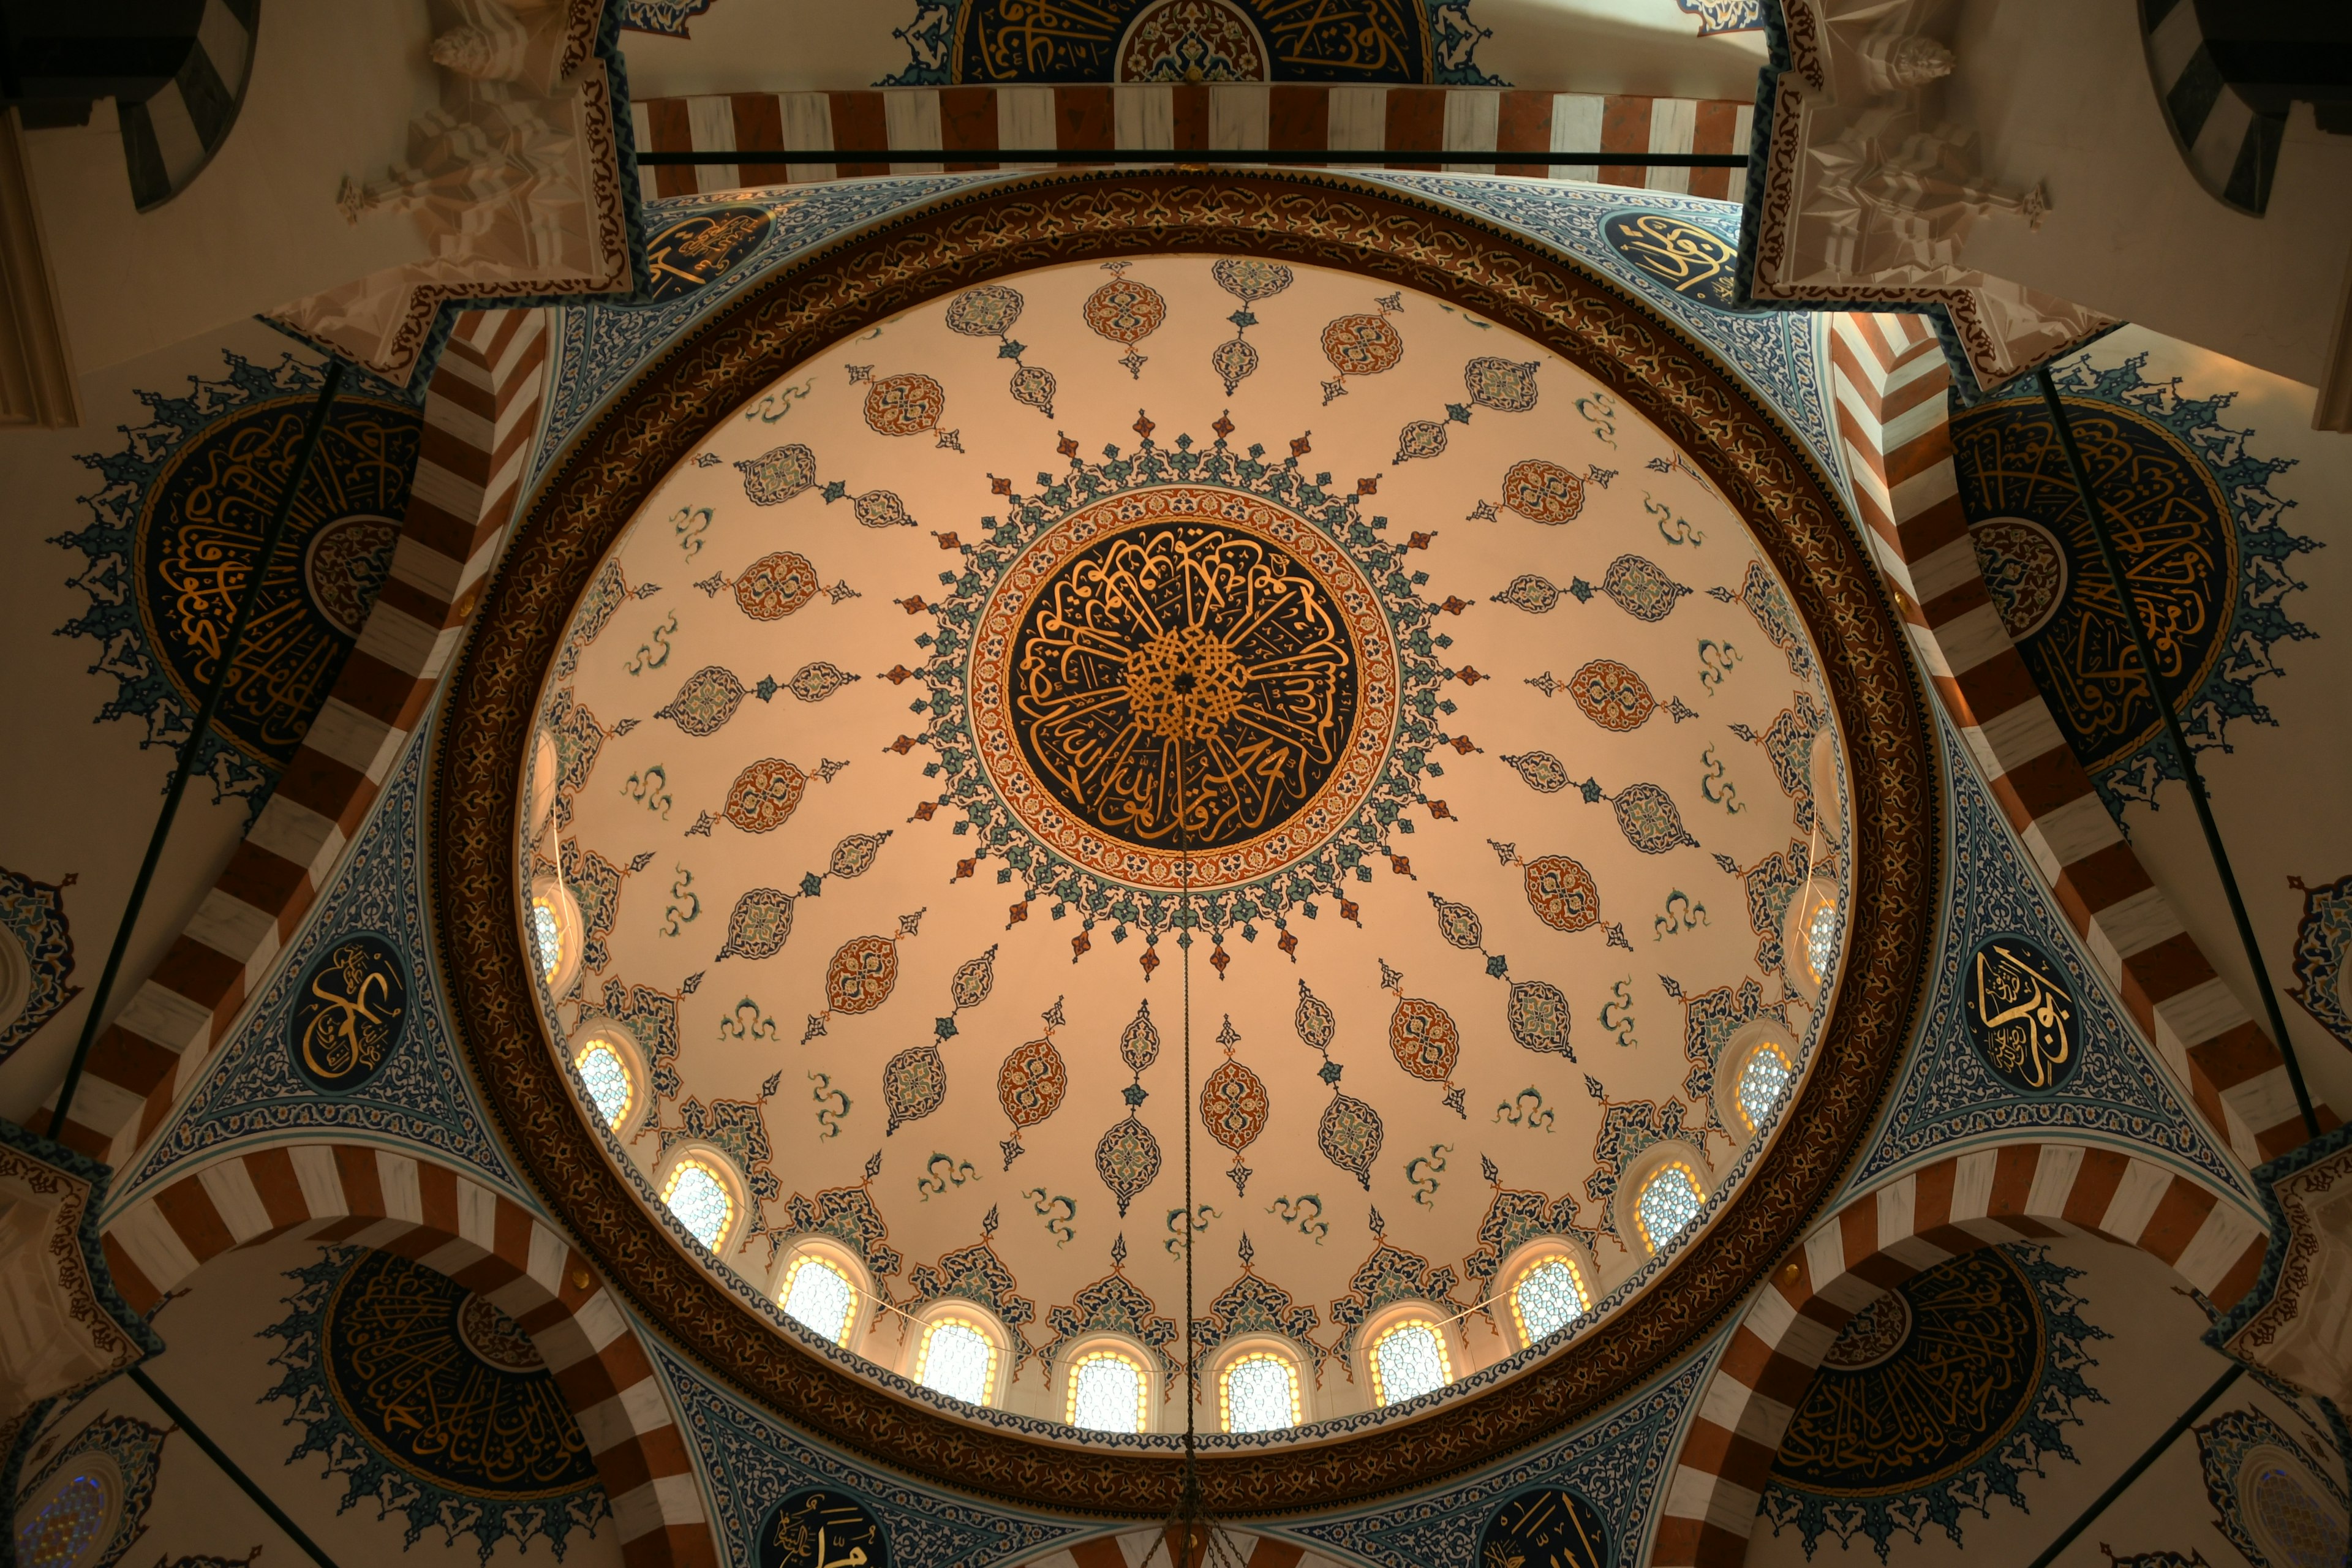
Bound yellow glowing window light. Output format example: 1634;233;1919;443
1738;1041;1794;1133
779;1254;859;1346
1509;1255;1589;1346
1066;1349;1147;1433
916;1315;999;1406
1635;1161;1706;1254
662;1158;733;1252
1219;1351;1302;1433
530;895;563;983
1369;1319;1451;1406
574;1037;633;1128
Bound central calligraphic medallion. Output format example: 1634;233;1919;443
970;487;1396;891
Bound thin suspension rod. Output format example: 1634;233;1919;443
50;361;349;1140
2034;368;2321;1142
131;1363;343;1568
636;148;1745;167
2020;1362;2242;1568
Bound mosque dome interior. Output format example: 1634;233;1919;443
0;4;2347;1568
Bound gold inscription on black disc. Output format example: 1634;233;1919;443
1011;520;1359;851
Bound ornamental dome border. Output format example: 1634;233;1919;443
429;167;1939;1517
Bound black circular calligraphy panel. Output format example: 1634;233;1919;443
760;1490;890;1568
137;394;421;771
1769;1246;2045;1494
1482;1487;1613;1568
323;1249;600;1500
644;206;774;303
1603;211;1740;310
1008;517;1360;854
1962;934;2080;1093
289;933;409;1093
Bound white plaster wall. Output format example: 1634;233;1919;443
1743;1234;2348;1568
18;1;440;380
0;317;309;1126
2086;326;2352;1125
1948;0;2352;391
36;1231;630;1568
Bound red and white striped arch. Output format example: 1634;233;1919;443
39;309;556;1177
1825;310;2331;1166
1651;1140;2267;1568
100;1141;720;1568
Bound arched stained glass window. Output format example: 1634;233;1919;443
575;1037;633;1128
1369;1320;1450;1406
780;1254;858;1346
1635;1161;1705;1253
2250;1463;2350;1568
530;895;563;984
1067;1350;1146;1433
917;1316;998;1406
17;1470;108;1568
1220;1351;1301;1433
1509;1256;1588;1346
1805;899;1839;982
662;1159;733;1252
1738;1041;1793;1133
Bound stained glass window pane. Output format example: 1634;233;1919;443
1069;1354;1144;1433
2253;1466;2349;1568
18;1472;107;1568
1223;1353;1298;1433
919;1319;994;1405
1637;1163;1705;1252
664;1161;731;1251
1738;1046;1792;1133
1806;900;1839;981
1513;1259;1586;1344
782;1257;855;1344
576;1041;631;1128
531;898;562;982
1372;1324;1447;1404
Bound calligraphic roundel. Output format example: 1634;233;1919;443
290;933;409;1092
1964;936;2079;1093
971;486;1400;891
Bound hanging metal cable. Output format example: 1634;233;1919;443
2019;1362;2244;1568
48;358;350;1145
130;1363;344;1568
2032;368;2321;1143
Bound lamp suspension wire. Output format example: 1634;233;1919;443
49;358;350;1141
2031;368;2321;1143
1139;585;1246;1568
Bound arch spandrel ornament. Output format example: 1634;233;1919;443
431;169;1938;1513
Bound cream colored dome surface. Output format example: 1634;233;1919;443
530;252;1846;1428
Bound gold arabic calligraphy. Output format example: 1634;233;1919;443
1010;520;1359;851
300;940;404;1084
960;0;1426;81
1970;942;2074;1090
326;1251;599;1496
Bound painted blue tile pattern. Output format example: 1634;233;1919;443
1842;712;2254;1204
114;712;522;1203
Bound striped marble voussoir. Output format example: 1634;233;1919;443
102;1142;718;1568
39;309;555;1175
1651;1141;2267;1568
627;84;1754;201
1823;310;2331;1168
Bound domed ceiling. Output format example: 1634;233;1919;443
432;173;1935;1513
